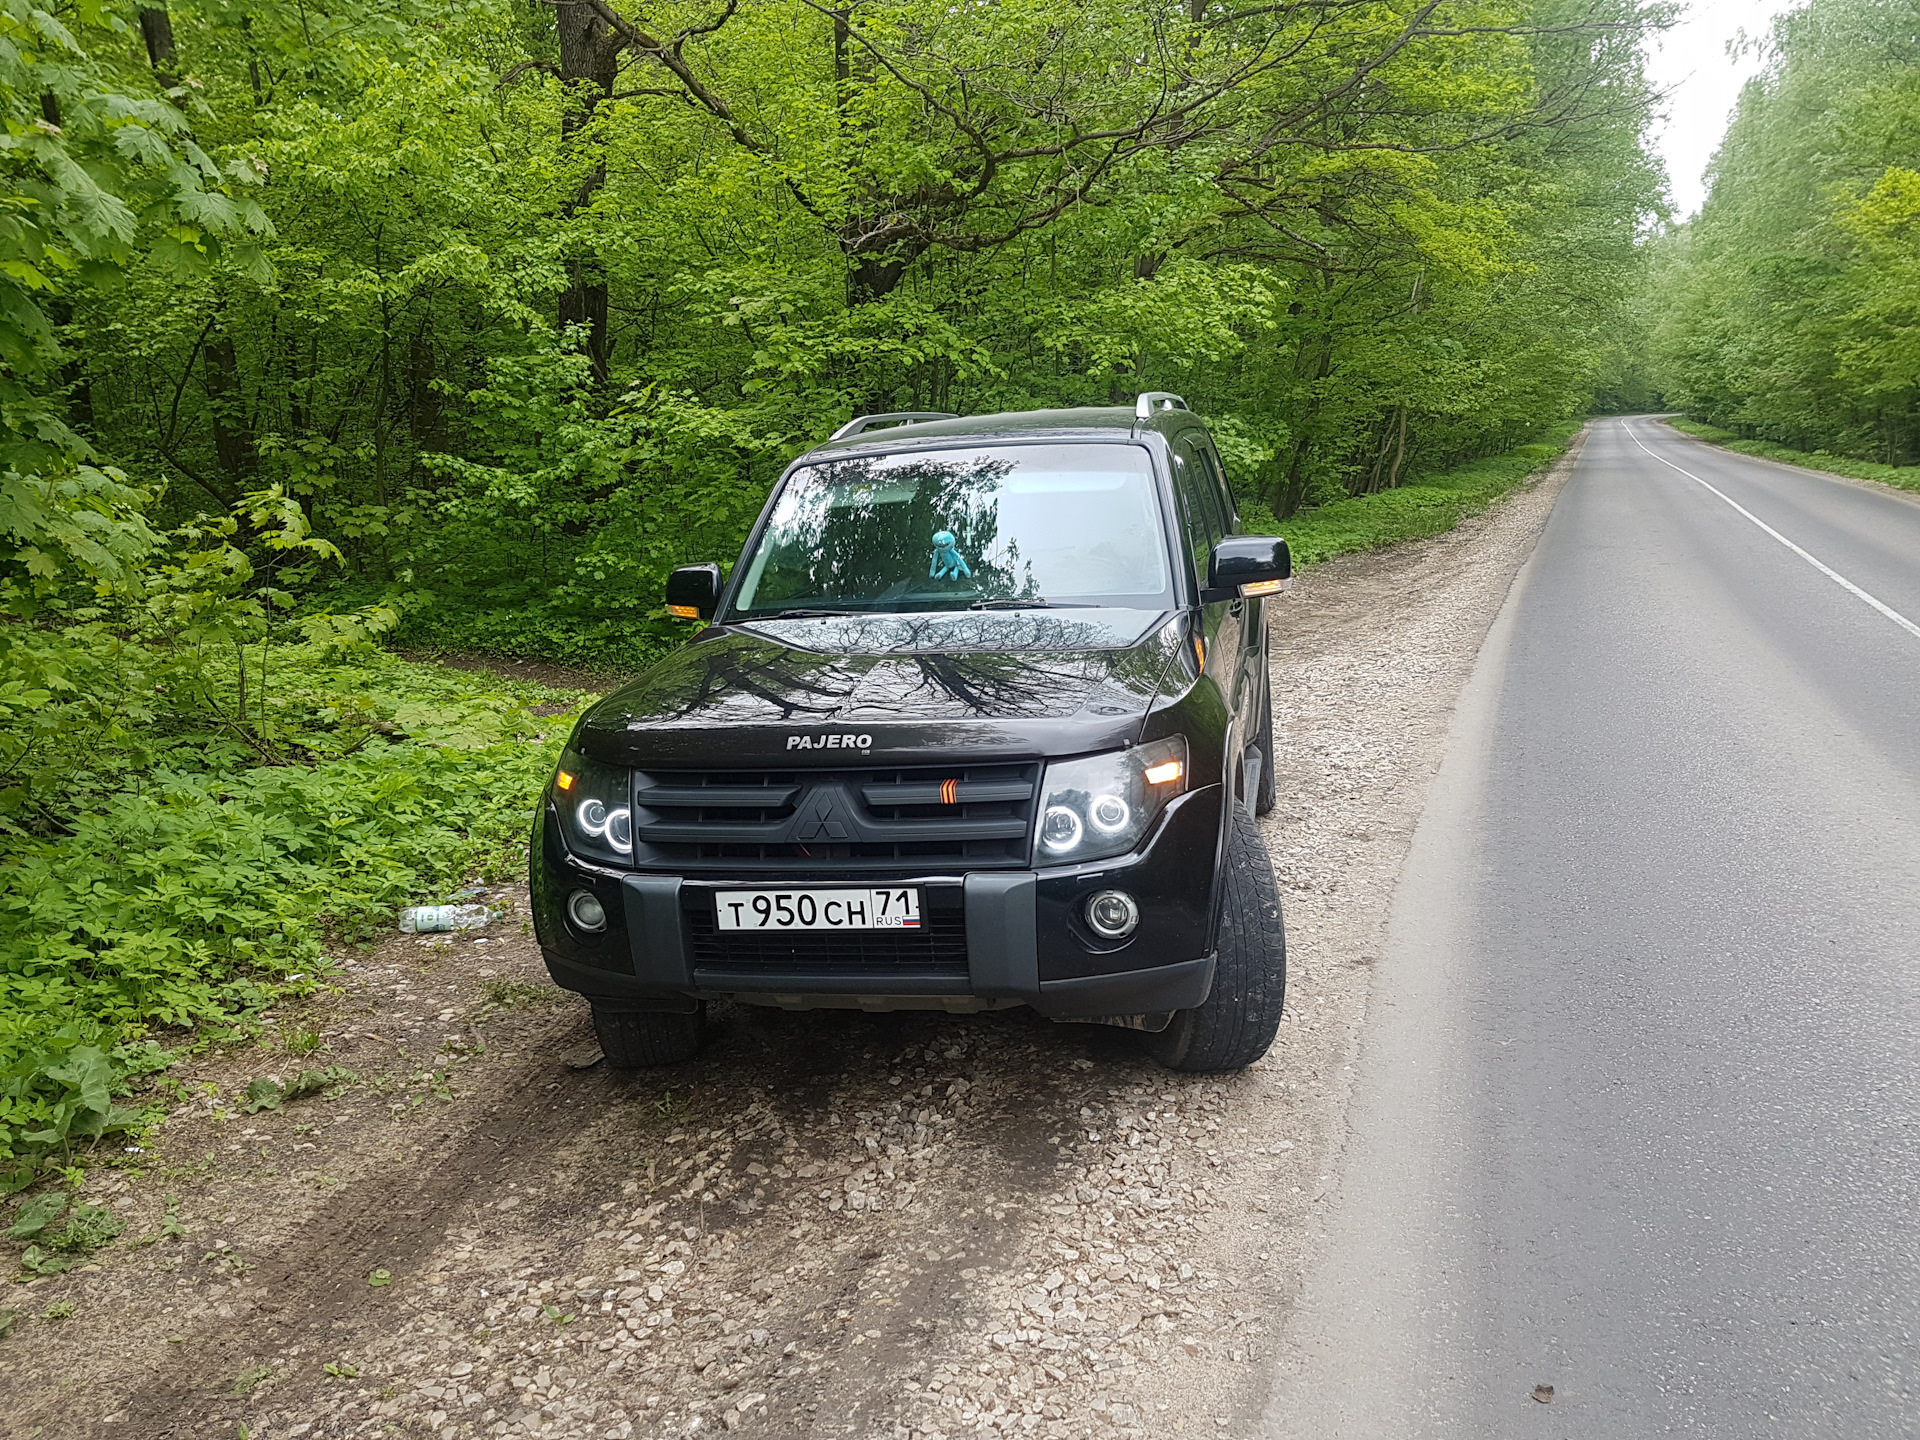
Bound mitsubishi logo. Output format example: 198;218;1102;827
793;792;850;841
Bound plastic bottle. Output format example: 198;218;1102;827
399;904;494;933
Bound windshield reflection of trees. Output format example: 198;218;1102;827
746;453;1042;611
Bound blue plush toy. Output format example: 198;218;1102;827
930;530;972;579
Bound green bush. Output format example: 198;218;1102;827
0;644;578;1168
1236;426;1580;566
1665;419;1920;496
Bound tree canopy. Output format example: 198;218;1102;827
1649;0;1920;464
5;0;1667;668
0;0;1664;1167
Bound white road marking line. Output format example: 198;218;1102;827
1623;422;1920;643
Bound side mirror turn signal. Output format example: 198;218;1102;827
1204;536;1291;603
665;562;723;621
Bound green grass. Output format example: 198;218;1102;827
1237;421;1584;566
0;650;587;1178
1663;419;1920;496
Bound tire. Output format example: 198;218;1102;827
1146;806;1286;1073
1253;662;1277;817
592;1004;706;1068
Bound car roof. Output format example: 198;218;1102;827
800;405;1205;461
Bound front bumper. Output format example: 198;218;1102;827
532;784;1225;1019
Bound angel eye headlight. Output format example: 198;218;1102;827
1033;736;1188;865
1041;805;1084;855
553;749;634;862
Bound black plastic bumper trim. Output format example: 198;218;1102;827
1033;956;1214;1018
690;970;971;995
622;874;692;988
964;872;1038;997
540;949;699;1013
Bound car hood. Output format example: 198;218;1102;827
573;608;1188;768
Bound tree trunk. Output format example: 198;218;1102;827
556;5;619;384
408;325;441;447
833;9;917;305
140;7;177;86
205;335;254;483
1267;330;1334;517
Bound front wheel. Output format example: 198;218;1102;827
1146;806;1286;1073
592;1004;706;1068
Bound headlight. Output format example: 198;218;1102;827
1034;736;1188;864
552;749;633;863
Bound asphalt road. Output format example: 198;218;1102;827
1262;418;1920;1438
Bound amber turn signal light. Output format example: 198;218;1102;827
556;771;576;791
1143;759;1184;786
1238;578;1288;598
667;603;701;619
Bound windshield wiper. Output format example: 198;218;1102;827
757;607;865;620
968;598;1096;610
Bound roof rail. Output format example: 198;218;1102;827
1134;392;1189;419
829;411;959;441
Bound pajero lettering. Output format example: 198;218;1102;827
786;733;873;750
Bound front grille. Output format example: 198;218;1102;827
686;889;969;978
631;763;1039;872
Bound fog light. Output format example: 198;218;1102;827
1085;889;1140;940
567;889;608;934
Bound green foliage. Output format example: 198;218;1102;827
42;1201;123;1253
1649;0;1920;463
1242;426;1580;566
7;1190;122;1272
1663;419;1920;495
65;0;1662;598
0;651;576;1163
478;978;553;1011
5;1190;67;1238
243;1066;356;1113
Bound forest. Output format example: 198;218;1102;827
1651;0;1920;474
1;0;1662;1175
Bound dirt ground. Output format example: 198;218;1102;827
1;438;1578;1440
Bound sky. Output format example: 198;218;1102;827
1643;0;1800;217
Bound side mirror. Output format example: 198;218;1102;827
1204;536;1291;603
665;563;723;621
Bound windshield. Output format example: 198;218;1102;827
725;444;1172;618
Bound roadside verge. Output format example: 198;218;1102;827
1661;417;1920;499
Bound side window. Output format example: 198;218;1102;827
1196;444;1237;533
1170;436;1223;582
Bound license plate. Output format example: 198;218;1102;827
714;887;921;931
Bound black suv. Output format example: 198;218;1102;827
530;395;1291;1073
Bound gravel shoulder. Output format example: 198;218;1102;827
1;438;1578;1440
